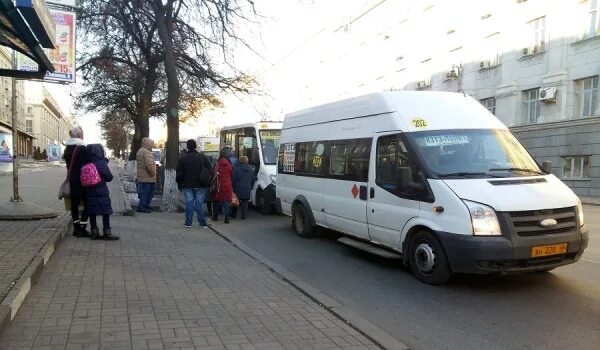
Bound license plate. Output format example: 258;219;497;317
531;243;568;258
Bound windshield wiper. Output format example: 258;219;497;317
488;167;544;175
437;172;503;178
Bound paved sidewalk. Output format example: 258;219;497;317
0;167;70;306
0;212;380;350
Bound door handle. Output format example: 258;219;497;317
370;187;375;199
359;185;368;201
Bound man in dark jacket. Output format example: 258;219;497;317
176;139;212;228
232;156;256;220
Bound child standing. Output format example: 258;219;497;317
84;144;119;240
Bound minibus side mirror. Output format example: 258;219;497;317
541;161;552;173
397;167;425;192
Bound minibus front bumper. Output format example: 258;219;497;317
437;224;589;275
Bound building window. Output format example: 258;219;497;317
482;32;501;67
584;0;600;39
481;97;496;115
526;17;545;54
522;88;540;124
562;156;591;179
26;120;32;133
574;76;599;117
27;106;32;115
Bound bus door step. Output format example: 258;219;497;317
338;237;402;260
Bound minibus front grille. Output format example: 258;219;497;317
508;207;577;236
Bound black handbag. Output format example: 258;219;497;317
199;161;213;187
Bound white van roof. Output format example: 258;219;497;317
283;91;507;132
220;121;283;131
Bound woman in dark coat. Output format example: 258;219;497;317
64;127;89;237
212;148;234;223
232;156;255;220
84;144;119;240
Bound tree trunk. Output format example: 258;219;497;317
154;0;181;212
128;116;149;161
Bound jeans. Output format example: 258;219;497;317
90;214;110;229
183;188;207;226
137;182;154;210
221;201;230;218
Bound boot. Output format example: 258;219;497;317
72;221;80;237
90;227;102;240
78;222;90;237
224;215;230;224
102;228;120;241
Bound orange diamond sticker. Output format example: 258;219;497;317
351;184;359;198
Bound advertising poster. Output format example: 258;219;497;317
0;133;13;163
47;144;61;161
16;9;76;83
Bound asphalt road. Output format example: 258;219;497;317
221;206;600;350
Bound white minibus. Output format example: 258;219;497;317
276;91;588;284
221;122;282;214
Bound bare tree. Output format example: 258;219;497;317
77;0;165;160
98;109;134;159
150;0;257;211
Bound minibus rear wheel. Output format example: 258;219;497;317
409;230;451;285
292;203;315;238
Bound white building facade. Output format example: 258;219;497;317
258;0;600;197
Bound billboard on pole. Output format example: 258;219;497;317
16;8;76;83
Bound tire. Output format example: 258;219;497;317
292;203;315;238
256;190;273;215
408;230;452;285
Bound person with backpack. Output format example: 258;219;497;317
211;148;234;224
232;156;256;220
176;139;212;228
82;144;119;241
63;127;90;237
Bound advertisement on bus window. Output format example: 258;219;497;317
0;134;13;163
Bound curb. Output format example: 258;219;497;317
582;200;600;207
209;226;410;350
0;214;70;338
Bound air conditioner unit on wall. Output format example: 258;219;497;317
480;60;492;69
539;87;557;102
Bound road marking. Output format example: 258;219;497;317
582;258;600;265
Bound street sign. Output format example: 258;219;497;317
16;0;56;49
16;8;76;83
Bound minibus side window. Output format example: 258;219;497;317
295;142;328;176
376;134;419;198
329;138;371;182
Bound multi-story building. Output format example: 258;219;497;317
259;0;600;197
0;48;33;156
25;82;75;152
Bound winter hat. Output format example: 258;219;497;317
69;127;84;139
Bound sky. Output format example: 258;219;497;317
42;0;367;145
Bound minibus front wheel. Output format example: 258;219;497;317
409;230;451;285
292;203;316;238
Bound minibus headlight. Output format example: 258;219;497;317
576;201;585;227
463;200;501;236
269;174;276;185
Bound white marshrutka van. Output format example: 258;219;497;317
221;122;282;214
276;91;588;284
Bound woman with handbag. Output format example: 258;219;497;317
212;148;234;224
62;127;90;237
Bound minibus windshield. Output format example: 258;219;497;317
408;129;543;178
259;130;281;165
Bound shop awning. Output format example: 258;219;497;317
0;0;53;79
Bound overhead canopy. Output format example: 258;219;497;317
0;0;54;79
